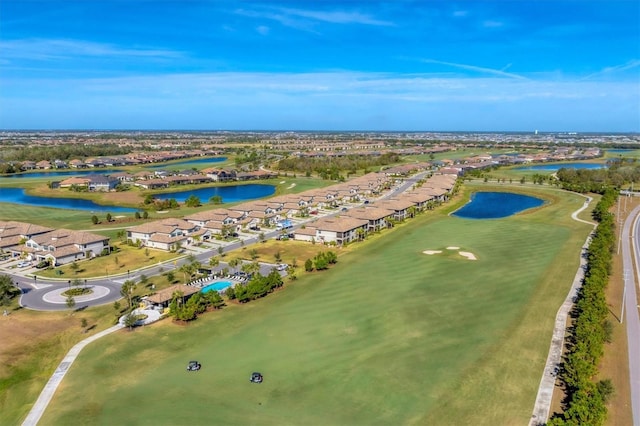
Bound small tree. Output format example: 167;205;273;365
249;249;259;260
70;261;80;275
274;251;282;263
91;215;99;225
66;295;76;310
166;271;175;284
113;300;121;312
106;213;112;222
305;258;313;272
144;248;150;258
217;246;225;257
135;211;141;219
123;311;138;330
259;232;266;243
142;211;149;219
81;318;88;329
209;195;223;204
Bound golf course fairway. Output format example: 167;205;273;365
39;187;593;425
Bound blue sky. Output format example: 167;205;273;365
1;0;638;132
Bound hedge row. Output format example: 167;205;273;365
549;188;618;425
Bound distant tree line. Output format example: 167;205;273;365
0;143;130;163
548;187;617;425
556;158;640;193
275;153;401;178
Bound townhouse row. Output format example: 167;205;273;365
126;172;457;250
0;221;110;266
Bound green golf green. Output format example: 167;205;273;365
39;188;592;425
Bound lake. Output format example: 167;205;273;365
0;182;275;211
514;162;606;172
153;184;275;203
0;188;136;213
453;192;544;219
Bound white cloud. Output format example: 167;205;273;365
419;59;528;80
256;26;270;35
482;20;504;28
582;59;640;80
278;8;394;26
2;72;638;131
0;38;183;61
453;10;468;18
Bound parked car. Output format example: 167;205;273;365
250;372;263;383
17;261;31;268
187;361;201;371
276;263;288;271
36;260;50;269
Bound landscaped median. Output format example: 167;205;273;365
35;185;595;425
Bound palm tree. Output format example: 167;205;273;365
179;264;194;284
228;257;241;273
120;280;136;309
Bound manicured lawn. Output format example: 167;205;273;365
38;185;593;425
36;245;181;279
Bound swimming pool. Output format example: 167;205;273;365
201;281;233;293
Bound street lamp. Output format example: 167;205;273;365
621;270;628;324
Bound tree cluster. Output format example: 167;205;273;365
0;143;129;163
169;290;225;322
143;195;180;210
556;159;640;193
305;251;338;272
0;274;20;306
549;188;617;425
225;270;284;303
275;153;401;178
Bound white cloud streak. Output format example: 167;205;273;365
419;59;529;80
0;38;183;61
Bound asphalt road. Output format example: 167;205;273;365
623;203;640;426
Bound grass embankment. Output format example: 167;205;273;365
35;185;593;425
35;245;180;280
0;305;115;424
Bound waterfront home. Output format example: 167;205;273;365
23;229;110;266
0;221;53;256
127;218;197;251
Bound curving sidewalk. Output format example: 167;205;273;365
21;324;124;426
529;194;596;425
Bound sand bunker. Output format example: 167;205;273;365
280;181;286;184
459;251;477;260
286;183;296;189
423;248;477;260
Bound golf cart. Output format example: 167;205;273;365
250;372;263;383
187;361;201;371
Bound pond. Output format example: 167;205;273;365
513;162;606;172
453;192;544;219
153;184;275;203
0;188;137;213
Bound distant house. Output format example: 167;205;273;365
87;175;119;191
301;216;368;245
0;220;53;257
127;218;197;250
23;229;110;265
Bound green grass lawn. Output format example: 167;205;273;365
37;186;593;426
